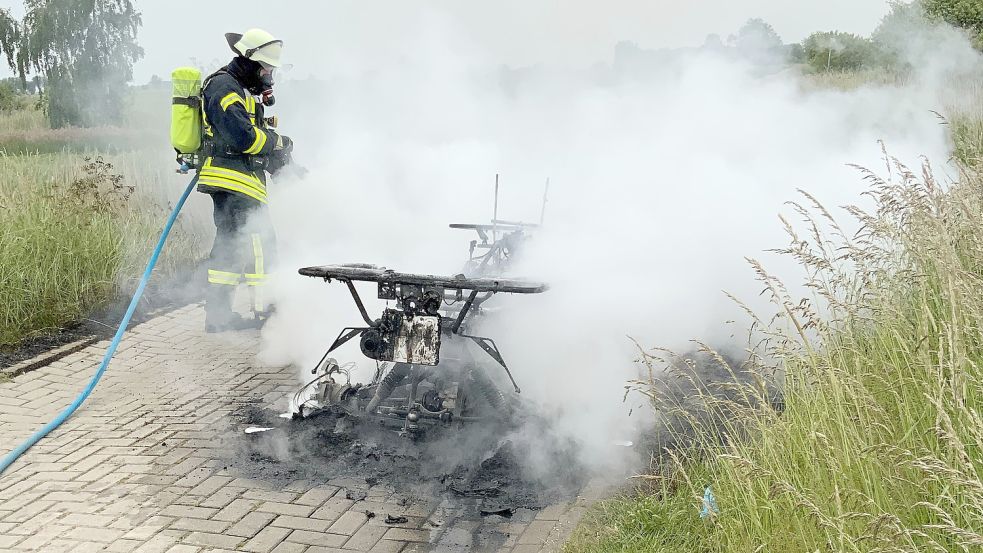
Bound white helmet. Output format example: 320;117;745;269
225;28;283;68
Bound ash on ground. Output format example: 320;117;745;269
226;401;587;517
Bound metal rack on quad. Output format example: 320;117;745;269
451;219;537;278
290;220;545;439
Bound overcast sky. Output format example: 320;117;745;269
0;1;893;82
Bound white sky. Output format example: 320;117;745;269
0;0;893;82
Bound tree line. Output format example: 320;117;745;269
1;1;981;127
743;0;983;73
0;0;142;128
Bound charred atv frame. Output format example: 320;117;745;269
293;255;546;438
451;220;537;278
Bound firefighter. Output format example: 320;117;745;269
195;28;294;332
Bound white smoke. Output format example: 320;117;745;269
249;9;979;473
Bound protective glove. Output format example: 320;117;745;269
274;134;294;153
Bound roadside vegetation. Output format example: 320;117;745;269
0;1;202;350
566;146;983;553
567;2;983;552
0;98;203;348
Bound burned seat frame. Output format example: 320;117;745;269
298;264;547;394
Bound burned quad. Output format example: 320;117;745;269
292;261;546;438
451;220;537;278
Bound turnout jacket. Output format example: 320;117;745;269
195;59;280;204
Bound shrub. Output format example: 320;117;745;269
802;31;884;72
0;80;17;111
924;0;983;48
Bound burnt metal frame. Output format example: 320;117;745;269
322;279;377;357
306;266;545;392
449;222;537;277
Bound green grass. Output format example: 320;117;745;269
0;96;163;155
0;151;204;347
0;126;157;155
950;109;983;167
566;157;983;551
0;88;203;347
800;67;912;90
0;105;157;155
0;98;47;131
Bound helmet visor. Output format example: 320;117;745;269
248;40;283;68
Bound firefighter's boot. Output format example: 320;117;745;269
205;285;262;333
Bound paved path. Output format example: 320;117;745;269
0;305;598;553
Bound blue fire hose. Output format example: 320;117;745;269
0;178;197;477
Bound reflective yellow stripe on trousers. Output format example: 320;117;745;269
247;233;266;312
208;269;240;286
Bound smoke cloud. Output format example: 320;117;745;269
240;8;981;475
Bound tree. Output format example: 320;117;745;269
701;33;725;52
0;1;143;128
731;18;788;65
0;80;18;111
786;42;806;64
802;31;882;72
923;0;983;48
0;9;17;69
734;18;784;53
874;1;930;46
872;1;935;69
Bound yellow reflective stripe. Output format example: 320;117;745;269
208;269;241;285
247;234;267;311
251;234;264;276
244;127;267;155
197;174;262;191
198;167;266;196
198;169;264;191
220;92;245;111
247;95;256;125
198;175;266;196
251;233;265;310
197;175;266;199
197;177;268;203
249;285;266;313
202;159;264;187
251;286;263;311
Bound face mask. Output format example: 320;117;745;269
258;67;275;106
259;68;275;88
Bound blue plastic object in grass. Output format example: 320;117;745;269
0;178;197;477
700;486;719;518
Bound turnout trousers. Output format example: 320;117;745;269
204;191;277;321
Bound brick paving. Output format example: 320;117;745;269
0;305;599;552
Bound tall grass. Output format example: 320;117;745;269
0;98;162;155
565;155;983;552
801;68;912;90
0;127;157;155
0;100;47;132
0;151;204;346
950;110;983;167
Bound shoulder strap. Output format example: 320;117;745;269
172;96;199;107
200;69;229;97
